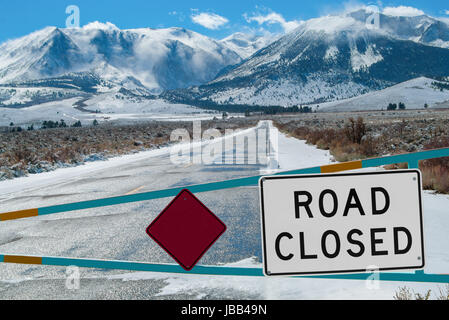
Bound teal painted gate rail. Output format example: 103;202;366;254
1;148;449;283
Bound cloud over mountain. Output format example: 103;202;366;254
244;11;302;33
382;6;425;17
191;12;229;30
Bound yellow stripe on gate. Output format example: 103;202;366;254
4;255;42;265
320;161;363;173
0;209;39;221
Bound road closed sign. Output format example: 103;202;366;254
259;170;425;276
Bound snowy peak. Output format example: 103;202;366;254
347;8;449;48
0;27;83;83
288;8;449;48
31;29;88;77
296;15;365;35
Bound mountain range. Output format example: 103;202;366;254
1;8;449;111
0;23;246;92
168;9;449;107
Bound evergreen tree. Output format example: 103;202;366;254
72;121;82;128
387;103;397;111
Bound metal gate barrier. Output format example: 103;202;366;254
1;148;449;283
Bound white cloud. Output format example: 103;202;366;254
445;10;449;15
83;21;119;31
191;12;229;30
244;11;301;33
382;6;425;17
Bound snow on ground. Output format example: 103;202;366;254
106;236;448;300
316;77;449;112
275;130;333;171
0;87;79;106
350;44;384;72
421;192;449;274
260;124;332;174
0;98;80;127
0;96;226;127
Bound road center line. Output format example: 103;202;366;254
124;185;145;195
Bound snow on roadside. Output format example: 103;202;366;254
260;120;333;174
274;129;333;171
0;143;171;197
105;252;447;300
421;191;449;274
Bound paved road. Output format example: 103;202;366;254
0;121;318;299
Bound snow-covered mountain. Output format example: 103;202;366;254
3;8;449;111
167;9;449;107
349;9;449;49
0;23;242;95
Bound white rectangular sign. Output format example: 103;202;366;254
259;170;425;276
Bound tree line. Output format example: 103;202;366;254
5;119;100;133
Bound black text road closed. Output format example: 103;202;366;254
259;170;425;276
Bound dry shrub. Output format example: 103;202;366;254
394;286;431;300
359;136;379;158
384;163;409;170
344;117;366;144
420;136;449;193
421;164;449;193
394;285;448;300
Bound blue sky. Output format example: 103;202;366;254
0;0;449;43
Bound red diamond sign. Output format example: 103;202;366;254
146;189;227;271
